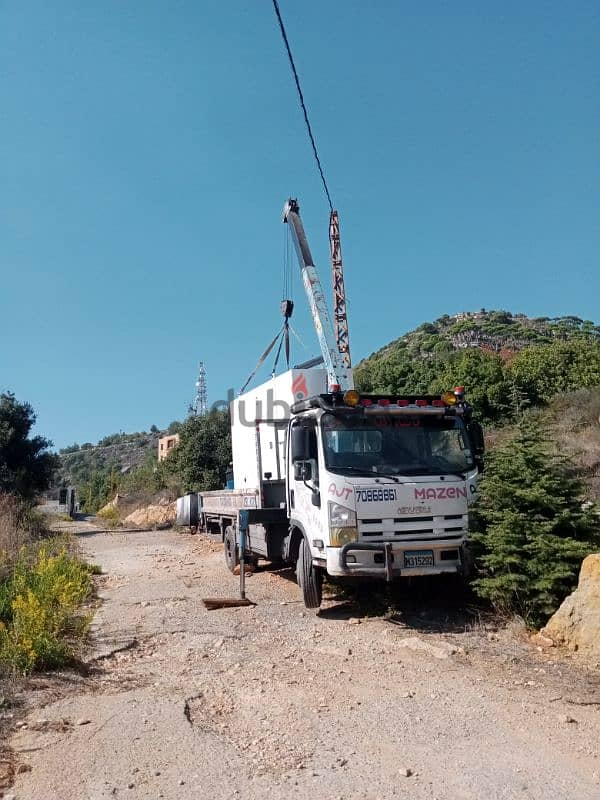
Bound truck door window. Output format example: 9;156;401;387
292;422;319;484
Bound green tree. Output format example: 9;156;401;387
429;349;510;421
78;468;113;513
509;340;600;406
470;415;599;625
0;392;58;500
166;410;231;492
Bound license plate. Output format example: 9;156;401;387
404;550;434;568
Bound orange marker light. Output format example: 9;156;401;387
343;389;360;407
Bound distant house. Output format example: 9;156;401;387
158;433;180;462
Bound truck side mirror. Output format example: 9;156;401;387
291;426;310;461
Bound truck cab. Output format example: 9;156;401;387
198;370;484;608
285;388;483;606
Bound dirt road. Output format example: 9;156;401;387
7;519;600;800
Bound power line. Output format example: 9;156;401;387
271;0;334;212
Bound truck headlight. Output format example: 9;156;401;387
328;501;358;547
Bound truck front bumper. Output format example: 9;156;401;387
326;539;470;580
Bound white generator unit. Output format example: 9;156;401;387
231;368;329;493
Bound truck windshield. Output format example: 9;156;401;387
321;413;475;477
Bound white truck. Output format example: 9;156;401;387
199;369;484;608
197;198;484;607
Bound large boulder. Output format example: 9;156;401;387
542;554;600;658
123;499;176;529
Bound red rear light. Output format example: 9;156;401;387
378;398;391;406
330;384;341;393
432;399;445;407
415;399;428;407
360;398;373;407
397;399;409;407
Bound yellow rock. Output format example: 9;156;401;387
542;554;600;658
123;501;176;529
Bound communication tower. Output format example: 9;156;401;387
188;361;208;417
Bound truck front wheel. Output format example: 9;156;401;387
296;538;322;609
224;526;239;573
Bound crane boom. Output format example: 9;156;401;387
329;210;351;369
283;198;353;392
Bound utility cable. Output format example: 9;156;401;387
271;0;334;212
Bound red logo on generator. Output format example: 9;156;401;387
292;373;309;400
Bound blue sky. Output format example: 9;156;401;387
1;1;598;449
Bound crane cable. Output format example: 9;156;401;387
271;0;334;212
238;324;286;395
239;0;334;395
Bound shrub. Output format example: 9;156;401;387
0;546;92;673
0;494;45;571
470;414;599;625
96;505;120;528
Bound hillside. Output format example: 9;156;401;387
355;310;600;422
365;311;599;360
57;429;178;511
59;432;158;483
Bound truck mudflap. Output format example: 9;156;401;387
335;540;471;580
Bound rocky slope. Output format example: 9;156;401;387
58;433;160;487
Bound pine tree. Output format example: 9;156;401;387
470;414;599;625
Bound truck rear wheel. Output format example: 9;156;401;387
296;537;322;609
224;526;239;573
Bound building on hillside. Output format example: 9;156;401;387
158;433;180;461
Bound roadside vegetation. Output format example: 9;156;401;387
0;394;92;675
470;413;599;625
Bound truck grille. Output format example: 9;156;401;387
358;514;467;542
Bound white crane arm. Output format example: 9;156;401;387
283;198;353;392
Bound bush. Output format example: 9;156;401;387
470;414;599;625
0;545;92;673
96;505;120;528
0;494;45;570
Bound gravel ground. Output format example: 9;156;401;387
5;518;600;800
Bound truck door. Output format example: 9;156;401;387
288;419;320;518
